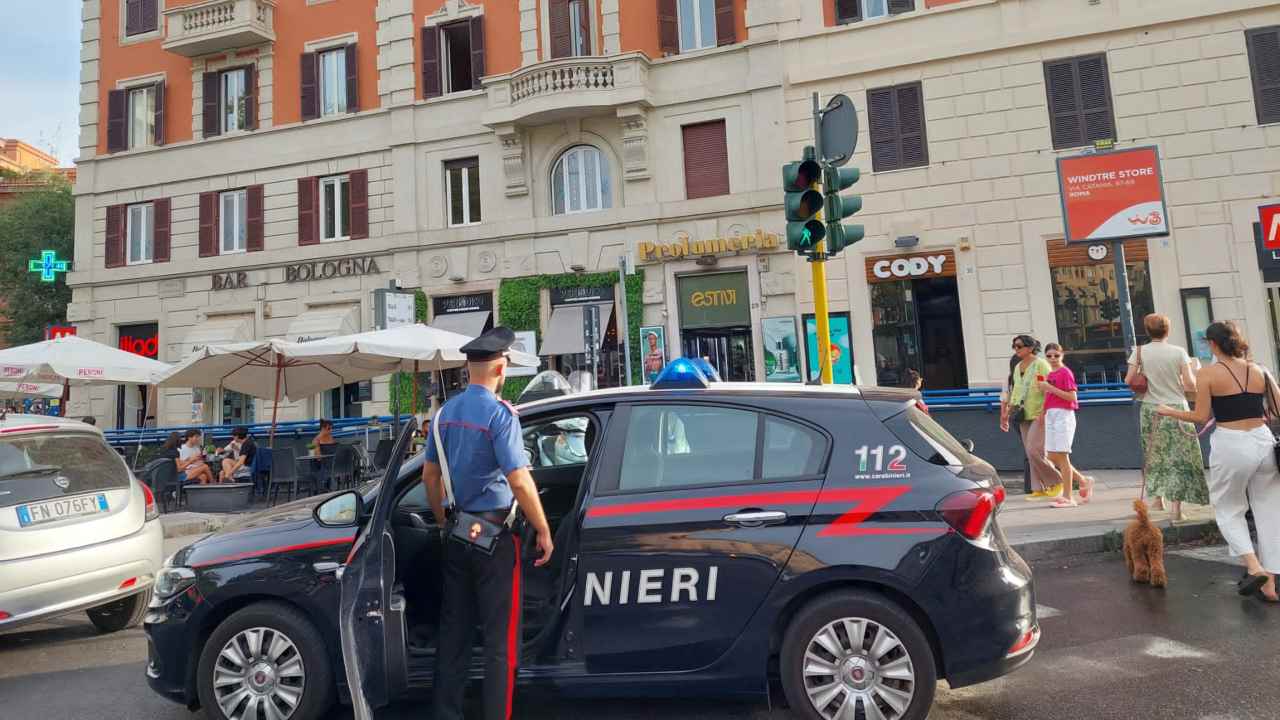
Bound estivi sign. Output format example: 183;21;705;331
1056;146;1170;244
1260;203;1280;250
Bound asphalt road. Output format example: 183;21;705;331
2;543;1277;720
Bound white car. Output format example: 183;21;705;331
0;414;164;633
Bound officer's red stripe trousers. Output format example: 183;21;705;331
505;534;521;720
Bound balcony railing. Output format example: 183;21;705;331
162;0;276;58
482;53;651;127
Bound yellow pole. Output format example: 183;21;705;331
810;240;834;384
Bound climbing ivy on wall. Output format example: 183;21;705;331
497;270;646;401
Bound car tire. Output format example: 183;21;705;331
196;602;335;720
86;590;148;634
780;590;937;720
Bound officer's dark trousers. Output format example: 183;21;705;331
432;532;522;720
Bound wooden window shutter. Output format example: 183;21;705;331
834;0;861;25
153;82;165;146
1044;54;1115;150
896;83;928;168
107;89;126;153
345;44;359;112
202;72;221;137
349;170;370;240
422;26;442;99
715;0;735;46
141;0;159;33
469;16;486;89
124;0;143;36
297;177;319;246
658;0;679;55
549;0;572;59
245;65;258;129
1077;55;1115;146
868;87;900;171
198;192;218;257
300;52;319;121
682;120;730;199
105;205;125;268
888;0;915;15
152;198;171;263
247;185;265;252
1247;26;1280;125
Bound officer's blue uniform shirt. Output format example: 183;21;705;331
425;384;525;512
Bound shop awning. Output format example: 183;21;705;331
286;306;360;344
429;310;490;339
177;316;254;360
538;303;614;356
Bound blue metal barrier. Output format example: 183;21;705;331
103;414;414;447
921;382;1133;412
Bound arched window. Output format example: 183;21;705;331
551;145;612;215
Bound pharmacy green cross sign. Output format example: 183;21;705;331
28;250;70;283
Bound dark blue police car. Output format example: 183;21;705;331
144;360;1037;720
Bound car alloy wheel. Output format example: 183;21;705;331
213;626;306;720
801;617;915;720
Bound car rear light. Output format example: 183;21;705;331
992;483;1007;505
141;482;159;522
119;577;137;590
0;611;10;621
936;488;998;540
1006;625;1040;658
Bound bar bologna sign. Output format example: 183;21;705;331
1056;146;1170;244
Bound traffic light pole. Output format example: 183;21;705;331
810;93;834;384
1111;240;1137;360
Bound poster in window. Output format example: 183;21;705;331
762;317;801;383
507;330;539;378
804;313;854;385
1180;289;1214;364
640;326;667;382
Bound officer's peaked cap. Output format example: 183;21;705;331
461;325;517;361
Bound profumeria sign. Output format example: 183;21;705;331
1056;146;1170;244
638;229;780;263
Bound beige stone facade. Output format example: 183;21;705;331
72;0;1280;427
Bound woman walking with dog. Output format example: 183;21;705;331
1156;321;1280;602
1001;335;1063;497
1126;313;1210;522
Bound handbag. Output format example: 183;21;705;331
1128;344;1149;395
433;417;515;555
1262;371;1280;469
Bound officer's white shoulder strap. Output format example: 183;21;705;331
431;416;455;507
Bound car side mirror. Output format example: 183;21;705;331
960;438;976;453
315;490;364;528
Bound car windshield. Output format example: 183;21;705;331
0;432;131;508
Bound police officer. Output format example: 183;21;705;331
422;326;553;720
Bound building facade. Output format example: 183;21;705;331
71;0;1280;427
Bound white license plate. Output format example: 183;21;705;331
16;494;109;528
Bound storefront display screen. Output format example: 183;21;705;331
762;317;801;383
640;326;667;383
1180;288;1213;364
803;313;854;385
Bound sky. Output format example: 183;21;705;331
0;3;83;166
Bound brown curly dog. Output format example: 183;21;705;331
1123;499;1167;587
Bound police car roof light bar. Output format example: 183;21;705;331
651;358;712;390
689;357;722;382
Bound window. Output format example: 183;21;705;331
619;405;757;490
550;0;592;58
523;416;591;468
222;69;248;132
445;157;482;226
320;48;348;116
127;85;156;150
678;0;716;52
569;0;590;56
835;0;914;25
442;22;476;93
682;120;730;199
1044;54;1116;150
1246;26;1280;125
124;0;159;37
761;416;826;479
220;189;248;254
552;146;611;215
868;82;929;172
421;17;485;99
126;202;154;265
320;175;351;242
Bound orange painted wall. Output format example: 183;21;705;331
97;0;193;153
413;0;523;99
272;0;379;125
620;0;747;60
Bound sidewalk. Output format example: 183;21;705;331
159;470;1222;562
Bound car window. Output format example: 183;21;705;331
523;416;591;468
882;404;975;466
0;432;131;508
619;405;757;491
762;416;825;479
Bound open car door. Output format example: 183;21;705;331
339;419;418;720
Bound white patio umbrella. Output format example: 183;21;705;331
0;335;171;386
0;382;64;399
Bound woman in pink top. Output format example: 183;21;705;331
1038;344;1095;508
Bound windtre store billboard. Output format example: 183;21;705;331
1056;146;1170;244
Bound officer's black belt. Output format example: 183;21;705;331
462;509;514;526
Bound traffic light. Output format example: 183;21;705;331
783;147;825;253
822;166;864;256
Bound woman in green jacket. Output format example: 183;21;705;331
1000;334;1063;497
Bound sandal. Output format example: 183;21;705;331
1050;498;1078;508
1238;572;1268;597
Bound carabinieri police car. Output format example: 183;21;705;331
144;359;1038;720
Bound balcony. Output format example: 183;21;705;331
481;53;652;128
162;0;276;58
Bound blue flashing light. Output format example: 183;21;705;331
650;358;712;390
690;356;722;382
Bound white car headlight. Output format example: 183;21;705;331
154;566;197;599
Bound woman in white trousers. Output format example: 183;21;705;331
1157;321;1280;602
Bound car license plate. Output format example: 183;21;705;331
16;494;109;528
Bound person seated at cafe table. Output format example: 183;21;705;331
219;427;257;483
178;429;215;485
312;418;335;455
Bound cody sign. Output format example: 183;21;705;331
1056;146;1170;243
864;251;956;284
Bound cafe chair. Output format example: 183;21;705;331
331;444;357;490
140;457;182;513
369;438;394;475
269;447;307;506
250;447;273;497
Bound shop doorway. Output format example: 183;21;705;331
866;252;967;389
682;327;755;382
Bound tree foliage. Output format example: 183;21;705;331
0;181;74;345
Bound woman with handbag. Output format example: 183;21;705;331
1156;320;1280;602
1001;335;1063;497
1125;313;1209;522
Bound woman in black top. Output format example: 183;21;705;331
156;432;181;461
